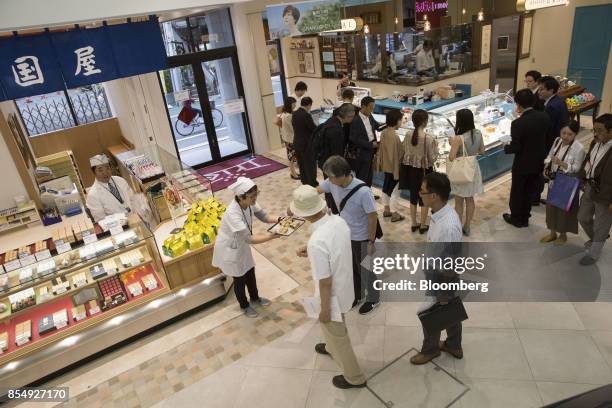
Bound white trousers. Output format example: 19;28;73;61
382;184;401;212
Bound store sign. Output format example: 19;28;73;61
517;0;568;11
415;0;448;13
267;0;342;39
0;18;167;101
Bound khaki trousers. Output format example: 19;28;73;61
320;319;366;385
578;184;612;259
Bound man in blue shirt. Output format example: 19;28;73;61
318;156;381;315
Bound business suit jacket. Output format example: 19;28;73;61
292;107;316;152
349;113;381;162
579;140;612;205
544;94;569;151
533;89;545;111
317;116;347;168
504;109;551;175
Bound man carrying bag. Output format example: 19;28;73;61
411;172;468;365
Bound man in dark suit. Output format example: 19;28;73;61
524;70;544;111
503;89;551;228
292;97;318;187
333;88;360;147
348;96;380;186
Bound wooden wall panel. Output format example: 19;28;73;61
28;118;130;187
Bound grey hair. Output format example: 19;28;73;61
322;155;352;178
336;103;356;119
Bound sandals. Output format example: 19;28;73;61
411;224;420;232
383;211;393;218
540;234;557;243
391;213;405;223
290;174;301;180
419;225;429;234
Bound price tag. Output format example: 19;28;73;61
54;286;68;295
83;232;98;245
35;249;52;261
16;337;30;346
56;242;72;254
110;225;123;236
74;312;86;321
89;306;100;315
20;255;36;267
55;320;68;329
0;264;5;274
3;259;21;272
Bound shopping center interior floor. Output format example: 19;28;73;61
12;121;612;408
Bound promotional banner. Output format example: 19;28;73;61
267;0;344;39
51;26;118;89
0;17;168;100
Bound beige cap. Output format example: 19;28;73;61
90;154;110;168
229;177;256;196
289;185;326;218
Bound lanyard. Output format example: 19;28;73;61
549;138;573;172
241;206;253;235
101;178;124;205
587;143;603;179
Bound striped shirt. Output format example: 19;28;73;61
428;204;463;243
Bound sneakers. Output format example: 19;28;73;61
254;297;271;307
332;375;367;389
358;301;380;315
410;351;441;365
315;343;329;355
243;306;258;318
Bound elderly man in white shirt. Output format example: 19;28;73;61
411;172;466;365
292;185;367;389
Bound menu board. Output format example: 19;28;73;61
333;44;349;73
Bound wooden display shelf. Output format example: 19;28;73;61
0;247;152;322
558;85;585;99
569;99;601;126
0;202;41;235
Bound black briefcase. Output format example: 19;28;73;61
418;297;468;332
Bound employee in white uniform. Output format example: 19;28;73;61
212;177;281;318
86;154;135;222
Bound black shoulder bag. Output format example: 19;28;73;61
339;183;383;240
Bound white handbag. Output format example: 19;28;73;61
446;133;477;184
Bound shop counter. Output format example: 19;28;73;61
373;84;472;114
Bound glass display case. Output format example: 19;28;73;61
0;214;168;364
359;34;383;81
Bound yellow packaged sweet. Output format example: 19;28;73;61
186;233;204;250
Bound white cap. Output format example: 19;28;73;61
90;154;110;168
289;185;326;218
229;177;256;196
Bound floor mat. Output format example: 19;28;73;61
197;155;287;193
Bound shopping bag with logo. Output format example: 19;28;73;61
547;172;581;212
446;135;476;184
178;106;197;125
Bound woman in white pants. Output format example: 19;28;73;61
379;109;405;222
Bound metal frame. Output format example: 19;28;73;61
159;12;254;170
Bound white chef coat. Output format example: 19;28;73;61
212;199;268;277
416;49;435;72
86;176;134;222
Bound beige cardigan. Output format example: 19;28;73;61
379;127;404;180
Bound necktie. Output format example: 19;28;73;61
107;180;123;203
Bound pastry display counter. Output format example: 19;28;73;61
0;214;169;366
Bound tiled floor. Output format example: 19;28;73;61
14;124;612;408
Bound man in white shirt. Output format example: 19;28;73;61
411;172;466;365
86;154;135;222
291;185;366;389
416;40;437;77
348;96;380;187
578;113;612;265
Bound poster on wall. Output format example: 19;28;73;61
267;44;281;76
481;24;492;66
267;0;343;39
304;52;315;74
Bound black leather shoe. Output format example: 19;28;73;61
332;375;367;389
315;343;329;355
503;213;528;228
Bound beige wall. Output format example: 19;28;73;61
516;0;612;113
0;103;30;209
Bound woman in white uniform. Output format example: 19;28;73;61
212;177;281;318
86;154;135;222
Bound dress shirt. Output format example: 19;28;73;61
544;139;585;174
359;112;375;142
427;204;463;243
308;214;355;313
544;95;554;107
585;139;612;179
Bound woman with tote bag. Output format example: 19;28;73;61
448;109;485;236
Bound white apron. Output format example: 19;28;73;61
86;176;134;222
212;200;260;277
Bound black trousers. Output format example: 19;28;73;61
233;267;259;309
421;319;462;354
351;240;380;303
531;173;546;203
509;173;540;225
296;148;318;187
350;156;374;187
